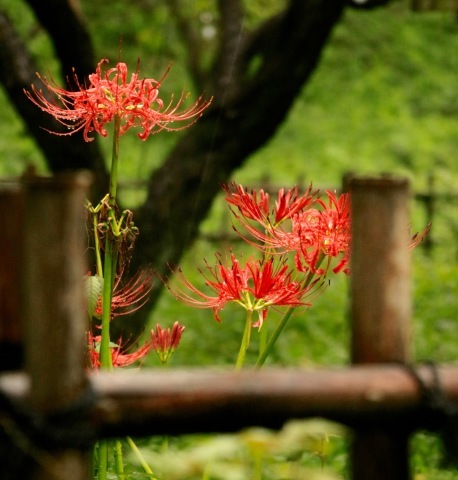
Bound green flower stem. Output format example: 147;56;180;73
114;440;126;480
99;234;115;370
127;436;157;479
256;255;328;368
97;114;122;480
255;274;315;368
109;114;121;203
236;310;253;370
255;307;295;368
99;114;122;369
97;441;109;480
92;212;103;278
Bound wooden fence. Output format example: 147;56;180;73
1;173;458;480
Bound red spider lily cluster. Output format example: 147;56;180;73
87;269;185;369
170;183;430;333
223;183;317;225
174;254;314;328
24;59;212;142
169;183;351;328
24;56;205;370
151;322;186;364
224;184;351;274
87;321;185;368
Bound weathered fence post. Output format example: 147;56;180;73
0;181;24;371
349;175;412;480
21;172;92;480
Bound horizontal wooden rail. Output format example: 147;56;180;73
1;364;457;438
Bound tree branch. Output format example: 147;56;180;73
166;0;207;90
124;0;346;339
24;0;96;81
0;11;104;185
0;6;108;198
238;0;342;104
213;0;246;104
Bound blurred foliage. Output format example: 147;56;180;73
237;4;458;193
120;419;348;480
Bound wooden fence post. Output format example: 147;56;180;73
21;172;92;480
0;181;24;371
349;176;412;480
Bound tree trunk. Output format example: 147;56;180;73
125;0;346;338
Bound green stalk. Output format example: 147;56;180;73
255;307;294;368
256;255;328;368
97;114;121;479
126;436;157;479
109;114;121;202
97;441;109;480
236;310;253;370
92;212;103;277
99;226;115;369
114;440;125;480
99;114;121;370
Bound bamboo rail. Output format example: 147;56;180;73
1;365;457;438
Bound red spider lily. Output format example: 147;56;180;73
151;321;185;364
87;322;184;368
223;183;270;223
223;182;317;227
24;59;212;142
87;332;155;369
291;191;351;274
93;268;154;320
273;185;318;224
225;187;351;275
223;183;321;251
168;253;314;328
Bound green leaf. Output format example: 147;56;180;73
84;274;103;319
